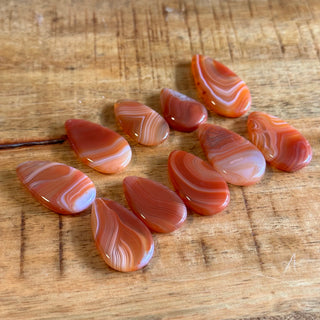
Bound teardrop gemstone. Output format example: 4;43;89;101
65;119;132;174
198;123;266;186
168;150;230;216
123;176;187;233
191;55;251;117
114;100;169;146
16;161;96;214
160;88;208;132
247;111;312;172
91;198;154;272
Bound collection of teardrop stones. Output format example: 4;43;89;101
17;54;313;272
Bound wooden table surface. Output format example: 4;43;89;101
0;0;319;319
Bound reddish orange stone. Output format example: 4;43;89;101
160;88;207;132
192;54;251;117
247;111;312;172
65;119;132;174
168;150;230;216
198;123;266;186
91;198;154;272
17;161;96;214
123;176;187;233
114;100;169;146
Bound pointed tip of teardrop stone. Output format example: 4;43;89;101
160;88;207;132
17;161;96;214
123;176;187;233
168;150;230;215
247;111;312;172
91;198;154;272
192;55;251;117
198;123;266;186
65;119;132;174
114;99;169;146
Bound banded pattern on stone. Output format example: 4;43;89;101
198;123;266;186
160;88;207;132
91;198;154;272
123;176;187;233
17;161;96;214
192;55;251;117
168;150;230;215
247;111;312;172
65;119;132;174
114;100;169;146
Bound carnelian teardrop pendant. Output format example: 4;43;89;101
247;111;312;172
198;123;266;186
17;161;96;214
91;198;154;272
168;150;230;215
160;88;207;132
123;176;187;233
65;119;132;174
114;99;169;146
192;54;251;117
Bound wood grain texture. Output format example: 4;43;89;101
0;0;320;319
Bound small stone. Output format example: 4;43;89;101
114;99;169;146
16;161;96;214
91;198;154;272
160;88;207;132
192;54;251;117
198;123;266;186
65;119;131;174
123;176;187;233
247;111;312;172
168;150;230;215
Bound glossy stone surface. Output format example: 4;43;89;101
65;119;132;174
91;198;154;272
114;99;169;146
160;88;207;132
247;111;312;172
17;161;96;214
192;54;251;117
123;176;187;233
168;150;230;215
198;123;266;186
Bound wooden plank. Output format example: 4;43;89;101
0;0;319;319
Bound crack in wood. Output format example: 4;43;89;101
241;187;264;272
182;0;194;54
132;5;142;90
19;210;26;278
247;0;253;18
200;239;211;267
92;11;97;63
161;4;175;66
306;19;320;63
268;0;285;55
115;12;123;80
192;0;205;54
59;215;64;276
146;8;156;87
227;0;243;58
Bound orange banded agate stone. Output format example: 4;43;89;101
114;100;169;146
247;111;312;172
65;119;132;174
160;88;207;132
91;198;154;272
192;55;251;117
123;176;187;233
168;150;230;215
198;123;266;186
17;161;96;214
